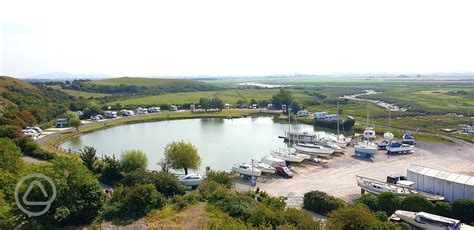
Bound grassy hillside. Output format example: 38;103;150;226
0;76;39;93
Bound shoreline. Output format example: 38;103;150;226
38;109;272;156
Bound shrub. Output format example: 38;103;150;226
14;137;38;155
120;150;148;173
377;192;401;215
247;205;285;228
152;172;186;197
259;192;286;211
31;149;57;160
325;206;381;230
285;208;322;229
206;171;233;188
198;180;225;201
432;202;452;218
400;194;434;212
0;125;23;139
452;199;474;224
357;193;379;211
303;191;346;215
172;192;200;211
106;184;166;219
374;211;388;222
214;194;255;221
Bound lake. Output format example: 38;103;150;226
60;116;317;173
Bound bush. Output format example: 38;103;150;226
31;149;57;160
206;171;233;188
198;180;225;201
452;199;474;224
259;192;286;211
377;192;401;215
374;211;388;222
325;206;381;230
432;202;452;218
247;205;285;228
120;150;148;173
214;194;255;221
285;208;322;229
400;194;434;212
14;137;38;155
106;184;166;219
357;193;379;211
303;191;346;215
153;172;186;197
0;125;23;139
172;192;201;211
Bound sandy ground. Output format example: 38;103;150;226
257;139;474;202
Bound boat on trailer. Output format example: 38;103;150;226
271;149;305;163
252;161;276;174
394;210;472;230
318;140;344;153
293;143;334;155
356;176;445;201
232;163;262;177
179;173;204;186
354;141;378;158
387;141;414;154
261;155;286;167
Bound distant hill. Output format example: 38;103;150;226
25;72;113;81
0;76;39;93
60;77;221;96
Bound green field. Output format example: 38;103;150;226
63;89;110;98
88;77;208;87
110;89;313;106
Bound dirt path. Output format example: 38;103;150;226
259;139;474;201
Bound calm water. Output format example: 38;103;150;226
61;117;316;172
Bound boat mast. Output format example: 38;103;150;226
388;109;391;131
366;102;369;128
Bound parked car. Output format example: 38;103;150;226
26;126;43;134
90;114;104;120
275;166;293;178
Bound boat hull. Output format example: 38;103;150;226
179;179;203;186
293;144;334;155
271;152;304;163
232;167;262;177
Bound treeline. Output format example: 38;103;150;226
58;80;220;95
303;190;474;228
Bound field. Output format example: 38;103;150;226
62;89;110;98
110;89;313;106
88;77;209;87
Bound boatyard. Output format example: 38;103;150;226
257;138;474;201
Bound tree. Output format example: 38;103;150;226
357;193;379;211
325;206;381;230
271;88;293;110
80;146;98;171
69;118;82;132
400;194;434;212
377;192;401;215
199;98;210;111
25;158;106;225
157;157;171;172
303;190;346;215
452;199;474;224
121;170;185;197
236;100;246;108
164;140;201;175
285;208;322;229
101;155;123;185
0;138;23;173
120;150;149;173
0;125;23;139
210;97;224;111
432;202;452;218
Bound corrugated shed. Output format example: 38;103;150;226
465;177;474;200
407;164;474;202
434;171;450;195
423;169;440;193
453;175;470;201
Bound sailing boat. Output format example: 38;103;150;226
383;110;394;140
355;103;378;158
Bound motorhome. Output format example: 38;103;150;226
148;107;160;113
56;118;68;128
136;107;148;114
105;111;118;118
314;112;328;119
170;105;178;111
296;110;309;116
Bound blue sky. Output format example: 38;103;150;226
1;0;474;78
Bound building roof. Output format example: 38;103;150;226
408;164;473;185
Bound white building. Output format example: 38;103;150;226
224;103;231;109
170;105;178;111
267;104;273;109
314;112;328;119
407;164;474;202
190;104;196;111
296;110;310;116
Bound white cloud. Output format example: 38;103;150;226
1;0;474;77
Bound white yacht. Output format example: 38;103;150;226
293;143;334;155
232;163;262;177
363;128;376;141
356;176;411;196
323;133;352;147
261;155;286;167
282;147;311;160
252;161;276;174
271;149;305;163
394;210;472;230
285;131;318;143
318;140;344;153
179;173;204;186
354;140;378;158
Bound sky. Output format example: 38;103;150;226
1;0;474;78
